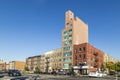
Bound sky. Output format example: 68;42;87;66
0;0;120;62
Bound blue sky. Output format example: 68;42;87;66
0;0;120;62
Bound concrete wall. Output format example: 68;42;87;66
73;17;88;45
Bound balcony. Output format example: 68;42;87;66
93;52;98;56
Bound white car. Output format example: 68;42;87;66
29;70;34;74
88;72;107;77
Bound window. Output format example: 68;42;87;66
83;47;86;51
75;63;77;66
79;48;82;51
79;55;81;58
59;63;61;66
75;56;77;60
69;40;72;44
64;40;72;46
60;59;61;61
64;52;72;56
66;23;69;25
64;29;72;35
64;35;72;41
63;64;69;69
69;29;72;33
83;54;86;59
63;58;72;62
70;24;73;27
69;35;72;39
64;46;72;51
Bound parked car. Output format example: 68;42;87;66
88;71;107;77
117;72;120;76
115;72;120;77
29;70;34;74
11;77;29;80
34;71;41;74
8;70;22;76
0;71;8;78
109;71;116;75
57;71;67;75
11;76;41;80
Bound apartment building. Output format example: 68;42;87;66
44;48;62;72
73;43;104;74
104;53;119;63
26;55;41;71
26;49;62;72
40;55;45;72
62;10;88;69
5;62;9;71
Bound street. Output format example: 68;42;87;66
1;74;120;80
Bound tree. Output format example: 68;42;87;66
69;66;74;73
101;63;106;72
104;61;117;74
115;62;120;71
106;62;115;71
24;66;29;71
45;57;49;72
35;66;40;72
69;66;74;76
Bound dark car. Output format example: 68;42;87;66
8;70;22;76
0;72;8;78
11;76;41;80
57;71;67;75
11;77;29;80
51;71;57;75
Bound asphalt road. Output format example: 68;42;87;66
1;74;120;80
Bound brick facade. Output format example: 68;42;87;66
73;43;104;71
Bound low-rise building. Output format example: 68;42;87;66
26;48;62;72
40;55;45;72
26;55;41;71
44;48;62;72
73;43;104;74
9;61;25;71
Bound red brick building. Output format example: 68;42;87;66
73;43;104;74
